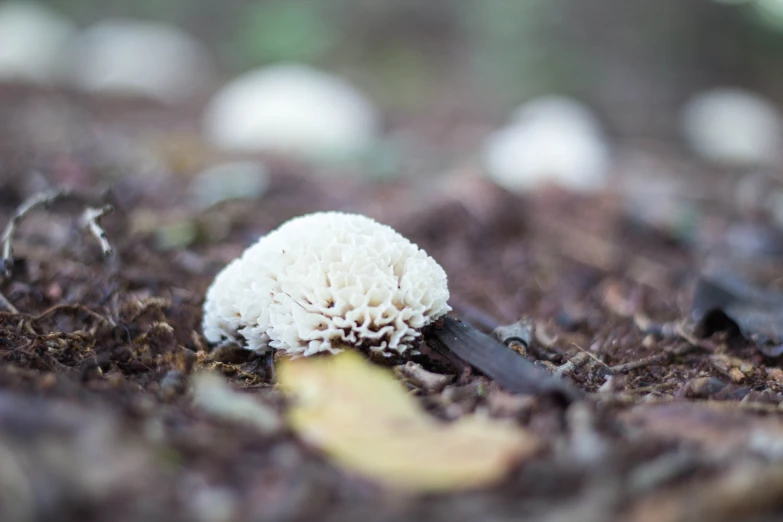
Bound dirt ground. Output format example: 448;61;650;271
3;87;783;522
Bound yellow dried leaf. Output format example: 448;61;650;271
279;352;541;492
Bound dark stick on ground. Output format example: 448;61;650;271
425;316;583;404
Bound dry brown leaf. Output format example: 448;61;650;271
278;352;541;492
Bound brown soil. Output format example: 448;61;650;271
2;87;783;522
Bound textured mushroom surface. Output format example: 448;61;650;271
202;212;451;356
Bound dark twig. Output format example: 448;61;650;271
426;316;583;404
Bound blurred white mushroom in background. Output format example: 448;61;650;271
510;95;599;129
0;2;75;85
680;87;782;168
203;64;379;159
482;95;611;193
64;19;212;103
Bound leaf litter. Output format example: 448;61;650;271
279;351;541;493
4;86;783;521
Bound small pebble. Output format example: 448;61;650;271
684;376;727;398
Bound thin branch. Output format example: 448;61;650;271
0;189;114;282
1;189;67;280
553;351;593;378
606;352;670;375
32;303;112;325
80;205;115;256
674;322;717;353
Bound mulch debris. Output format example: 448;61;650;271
2;88;783;522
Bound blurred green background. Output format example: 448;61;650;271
35;0;783;127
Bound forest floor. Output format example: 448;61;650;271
2;87;783;522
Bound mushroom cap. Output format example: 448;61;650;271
483;95;610;193
64;19;211;103
680;87;782;167
202;212;450;356
202;64;378;157
0;2;75;85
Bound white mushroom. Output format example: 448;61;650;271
64;19;212;103
483;95;610;193
202;212;451;357
0;2;75;85
680;87;782;168
202;64;378;158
